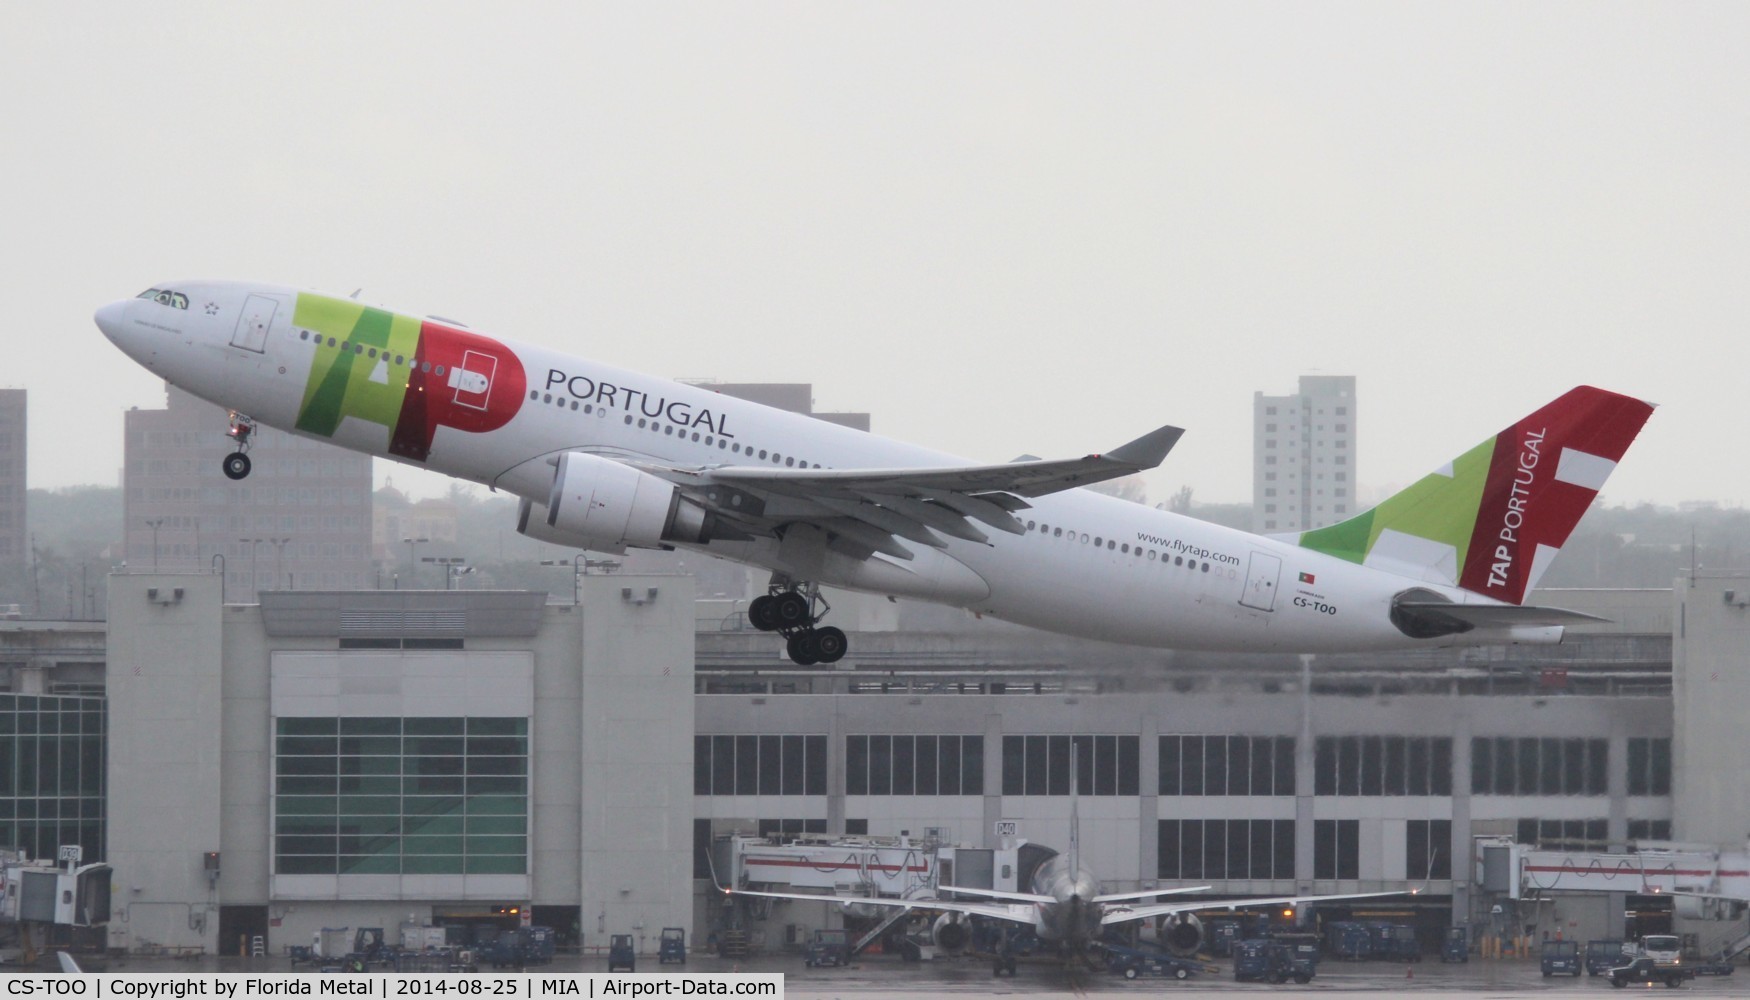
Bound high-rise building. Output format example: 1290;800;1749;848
123;386;373;596
0;390;24;605
1252;376;1356;534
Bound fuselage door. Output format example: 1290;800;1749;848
450;349;498;410
1240;551;1282;612
230;294;278;353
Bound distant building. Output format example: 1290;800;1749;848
1252;376;1356;534
687;382;871;432
0;390;24;606
372;482;461;584
123;386;373;596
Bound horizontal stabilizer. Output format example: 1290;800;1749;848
1395;601;1606;631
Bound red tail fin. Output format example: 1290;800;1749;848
1455;386;1654;603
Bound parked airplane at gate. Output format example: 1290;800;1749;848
720;753;1410;974
97;282;1654;664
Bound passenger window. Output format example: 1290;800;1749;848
528;390;539;400
420;361;430;372
329;337;339;348
1109;540;1117;550
1121;543;1129;554
1053;528;1061;537
368;347;378;358
1094;537;1102;547
638;418;647;428
758;450;768;459
300;330;309;341
435;365;445;375
395;355;405;365
785;457;794;467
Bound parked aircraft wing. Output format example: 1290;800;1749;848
1101;888;1414;926
1092;885;1215;905
57;952;83;974
723;885;1031;924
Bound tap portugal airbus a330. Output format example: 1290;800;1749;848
96;281;1654;664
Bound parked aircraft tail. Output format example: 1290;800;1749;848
1288;386;1654;604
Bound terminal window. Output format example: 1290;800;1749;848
1314;736;1452;796
1160;735;1295;796
273;716;528;876
694;735;827;796
845;735;982;796
1158;819;1294;880
1470;737;1607;796
1001;735;1139;796
0;694;106;862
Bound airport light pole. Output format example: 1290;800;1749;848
146;519;164;571
422;556;469;590
404;536;430;588
269;538;292;590
240;538;265;597
540;555;587;604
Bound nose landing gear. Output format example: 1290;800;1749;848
222;411;257;480
748;580;847;665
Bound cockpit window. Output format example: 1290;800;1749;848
136;288;189;310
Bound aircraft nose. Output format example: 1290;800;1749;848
94;299;131;343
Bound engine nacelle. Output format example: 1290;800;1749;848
1156;911;1204;957
931;913;969;953
521;451;719;552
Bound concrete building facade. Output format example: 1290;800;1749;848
0;389;25;607
123;387;373;596
104;575;694;956
1253;376;1356;534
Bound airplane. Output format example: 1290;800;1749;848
718;751;1413;975
96;281;1655;664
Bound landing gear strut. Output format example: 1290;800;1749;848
222;411;257;481
748;580;847;665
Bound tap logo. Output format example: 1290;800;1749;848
291;293;526;462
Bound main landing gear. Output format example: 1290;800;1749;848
222;411;256;480
748;580;847;666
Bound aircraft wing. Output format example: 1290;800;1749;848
723;885;1032;924
678;424;1183;558
1100;889;1414;927
57;952;83;974
1092;885;1214;905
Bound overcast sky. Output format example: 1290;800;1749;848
6;2;1745;507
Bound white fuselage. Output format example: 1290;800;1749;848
98;280;1521;654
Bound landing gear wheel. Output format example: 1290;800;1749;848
787;632;821;666
1174;967;1189;980
1123;966;1138;980
748;595;780;631
773;590;810;627
222;452;252;480
812;626;847;663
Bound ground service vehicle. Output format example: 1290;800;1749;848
1100;941;1215;980
658;927;686;964
802;929;850;968
1442;926;1469;963
607;934;635;973
1608;956;1695;988
1541;939;1581;977
1586;939;1627;976
1639;934;1682;962
1233;939;1316;984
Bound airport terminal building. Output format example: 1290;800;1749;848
5;573;1743;957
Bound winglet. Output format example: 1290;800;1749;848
1104;424;1184;470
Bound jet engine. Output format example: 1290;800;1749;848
518;451;722;552
930;913;970;953
1157;911;1204;957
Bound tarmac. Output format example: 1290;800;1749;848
17;950;1742;998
